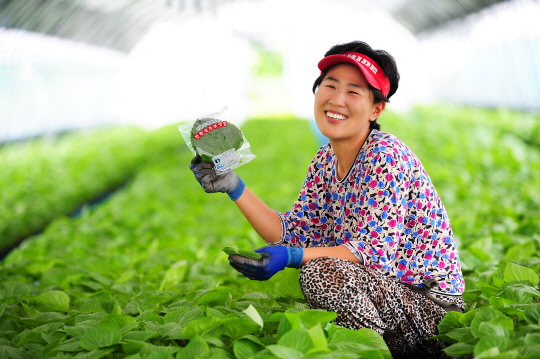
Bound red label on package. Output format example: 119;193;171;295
193;121;228;139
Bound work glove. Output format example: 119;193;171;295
228;245;304;281
189;155;245;201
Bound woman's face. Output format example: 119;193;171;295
314;63;383;145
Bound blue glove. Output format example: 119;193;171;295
228;245;304;281
189;155;245;201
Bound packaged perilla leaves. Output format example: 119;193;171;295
178;106;256;174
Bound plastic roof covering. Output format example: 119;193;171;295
0;0;189;52
391;0;510;34
0;0;510;52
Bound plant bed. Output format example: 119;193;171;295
1;109;540;358
0;125;182;257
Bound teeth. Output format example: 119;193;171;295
327;112;346;120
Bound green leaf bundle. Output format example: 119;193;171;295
222;246;262;260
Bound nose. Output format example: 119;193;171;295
329;89;346;107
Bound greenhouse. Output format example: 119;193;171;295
1;0;540;358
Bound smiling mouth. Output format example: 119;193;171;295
326;111;347;120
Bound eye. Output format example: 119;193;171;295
325;84;336;89
349;91;359;95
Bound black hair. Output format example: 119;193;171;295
312;41;400;130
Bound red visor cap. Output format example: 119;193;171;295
317;51;390;98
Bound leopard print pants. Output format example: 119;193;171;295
299;257;465;359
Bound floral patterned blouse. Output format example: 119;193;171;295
275;130;465;296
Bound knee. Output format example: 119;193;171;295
300;256;339;279
299;256;347;292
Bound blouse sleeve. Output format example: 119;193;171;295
272;147;329;248
344;144;411;268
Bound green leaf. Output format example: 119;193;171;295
328;328;391;359
99;314;136;331
275;269;304;299
243;304;263;328
476;319;513;337
275;309;337;340
503;283;540;298
29;333;52;349
182;316;223;340
75;317;102;326
119;322;139;334
525;333;540;346
277;314;301;339
122;330;159;342
136;310;164;325
178;335;210;359
139;343;179;358
206;307;225;318
222;318;260;339
437;311;463;335
525;304;540;325
74;346;117;359
158;322;185;340
296;310;338;329
65;322;99;337
278;327;314;353
43;337;65;356
159;260;188;290
19;311;69;327
79;327;122;350
462;290;482;303
78;299;107;314
2;283;31;298
443;342;475;357
266;344;304;359
445;327;472;341
198;291;231;307
20;303;37;318
233;338;263;359
478;282;502;298
33;290;70;312
33;322;64;334
122;339;145;355
521;346;540;359
474;335;510;357
79;281;103;291
164;305;204;325
460;308;479;326
56;337;84;352
499;285;537;305
506;240;536;261
0;303;7;318
471;307;505;338
468;237;493;261
4;346;29;359
493;275;505;288
307;324;329;353
489;297;525;318
504;262;539;286
12;329;47;348
209;348;234;359
201;333;226;348
238;334;265;347
474;347;500;358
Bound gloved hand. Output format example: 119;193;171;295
228;245;304;281
189;155;245;201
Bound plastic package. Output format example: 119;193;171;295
178;106;256;174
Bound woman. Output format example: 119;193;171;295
190;40;465;358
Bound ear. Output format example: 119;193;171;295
369;101;386;121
